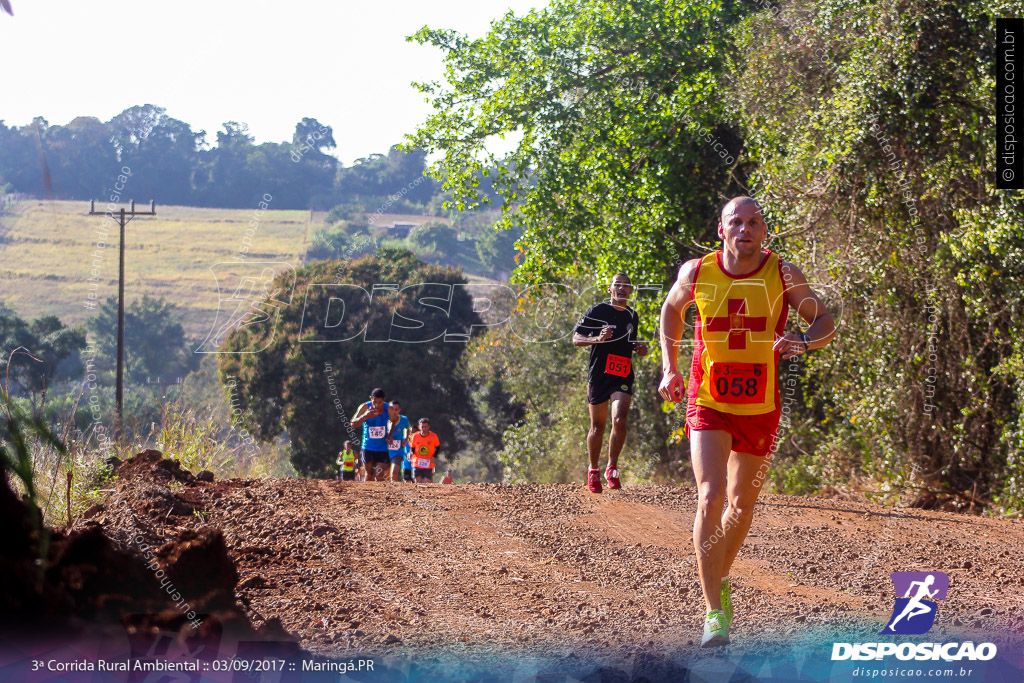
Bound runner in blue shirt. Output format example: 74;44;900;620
351;387;392;481
387;400;411;483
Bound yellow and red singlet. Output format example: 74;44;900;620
686;250;789;415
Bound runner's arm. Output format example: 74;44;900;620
658;260;698;401
631;310;649;356
350;404;370;429
774;262;836;359
572;306;613;346
573;330;612;346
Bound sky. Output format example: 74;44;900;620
0;0;546;164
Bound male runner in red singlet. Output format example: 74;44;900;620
658;196;835;647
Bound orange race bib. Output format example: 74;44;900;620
604;354;631;377
709;362;768;405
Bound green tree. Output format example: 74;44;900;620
326;202;364;225
108;104;204;205
44;116;119;199
409;221;459;252
407;0;750;298
292;117;337;154
476;224;524;278
729;0;1024;509
336;145;437;204
217;249;483;477
0;307;86;412
307;229;352;261
86;296;199;384
195;122;260;207
410;0;1024;512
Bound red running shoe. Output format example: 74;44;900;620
587;469;602;493
605;465;621;490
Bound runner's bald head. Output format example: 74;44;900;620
720;196;763;223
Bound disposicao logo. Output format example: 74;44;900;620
881;571;948;635
831;570;998;662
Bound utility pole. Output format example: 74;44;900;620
87;199;156;438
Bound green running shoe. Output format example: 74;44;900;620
701;609;730;647
721;578;732;629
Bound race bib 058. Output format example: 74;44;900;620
710;362;768;404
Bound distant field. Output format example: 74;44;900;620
0;200;497;339
0;200;313;338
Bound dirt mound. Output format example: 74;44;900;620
115;448;196;484
158;527;239;599
0;451;299;655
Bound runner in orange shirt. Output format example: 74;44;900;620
659;196;835;647
408;418;441;483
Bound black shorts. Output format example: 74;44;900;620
414;467;433;481
341;470;355;481
403;468;413;482
361;449;390;465
587;378;633;405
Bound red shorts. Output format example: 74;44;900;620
685;403;781;457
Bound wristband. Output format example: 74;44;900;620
799;331;810;351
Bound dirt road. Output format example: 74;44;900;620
74;452;1024;679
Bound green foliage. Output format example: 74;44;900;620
0;109;444;210
152;358;294;479
0;306;86;410
408;221;459;252
153;401;234;476
770;449;824;497
326;203;364;225
728;0;1024;511
337;146;437;205
307;228;352;260
217;249;483;477
0;378;66;572
85;296;199;384
307;228;380;262
408;0;750;313
476;224;525;278
464;280;666;483
412;0;1024;512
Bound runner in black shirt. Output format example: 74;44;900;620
572;273;648;493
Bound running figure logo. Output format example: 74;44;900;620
881;571;949;635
